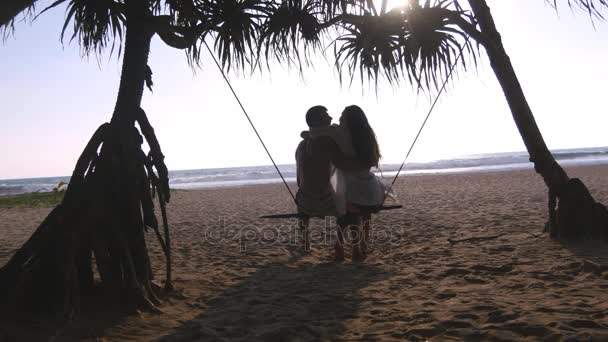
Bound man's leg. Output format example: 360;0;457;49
298;215;311;251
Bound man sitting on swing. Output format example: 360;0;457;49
295;105;371;261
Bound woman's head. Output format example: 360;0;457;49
340;105;381;168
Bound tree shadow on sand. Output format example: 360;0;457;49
0;292;140;341
559;240;608;271
160;262;393;341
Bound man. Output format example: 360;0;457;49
295;105;363;261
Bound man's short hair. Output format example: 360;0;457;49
306;106;329;127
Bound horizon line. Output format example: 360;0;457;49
1;145;607;182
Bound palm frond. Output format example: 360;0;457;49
310;0;369;18
164;0;206;25
193;0;265;72
0;0;38;30
334;0;477;91
333;13;403;87
257;0;325;70
39;0;126;57
400;0;474;89
9;0;486;91
548;0;608;19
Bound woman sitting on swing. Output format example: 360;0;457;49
334;105;386;262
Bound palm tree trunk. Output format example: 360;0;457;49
467;0;608;240
0;0;172;317
112;0;152;124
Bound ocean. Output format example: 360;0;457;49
2;147;608;196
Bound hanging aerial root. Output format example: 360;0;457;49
0;205;65;293
145;163;173;292
158;187;172;291
107;209;157;310
139;163;159;230
140;161;169;268
0;118;107;308
140;162;168;257
62;123;110;207
138;107;172;291
137;107;170;202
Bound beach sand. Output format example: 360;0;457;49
1;165;607;341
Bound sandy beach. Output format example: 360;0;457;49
1;164;607;341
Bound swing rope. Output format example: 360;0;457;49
381;35;470;205
204;42;298;205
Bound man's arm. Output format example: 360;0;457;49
319;136;366;172
295;140;305;187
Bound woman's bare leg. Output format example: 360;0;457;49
349;214;365;262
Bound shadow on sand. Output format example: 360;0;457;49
0;293;136;342
159;261;392;341
559;239;608;273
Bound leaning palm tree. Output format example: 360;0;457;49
1;0;606;317
457;0;608;240
0;0;178;316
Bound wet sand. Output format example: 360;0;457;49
1;164;607;341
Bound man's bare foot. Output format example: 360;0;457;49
360;240;368;256
334;243;345;262
303;240;311;253
352;246;366;262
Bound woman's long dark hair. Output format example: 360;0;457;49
342;105;381;168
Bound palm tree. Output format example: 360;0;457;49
0;0;247;315
1;0;606;317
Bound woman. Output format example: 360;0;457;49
335;105;386;261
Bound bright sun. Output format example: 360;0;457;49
372;0;408;13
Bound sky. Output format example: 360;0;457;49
0;0;607;180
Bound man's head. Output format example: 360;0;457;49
306;105;332;128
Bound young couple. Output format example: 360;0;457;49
295;105;386;262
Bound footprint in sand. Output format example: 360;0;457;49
470;263;514;274
404;326;441;340
568;319;607;329
442;268;472;277
464;276;487;284
453;313;480;320
489;245;516;253
435;292;457;300
416;273;433;280
439;319;473;329
536;273;574;282
502;321;550;337
471;305;499;312
487;310;519;323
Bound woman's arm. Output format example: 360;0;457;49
321;137;366;172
